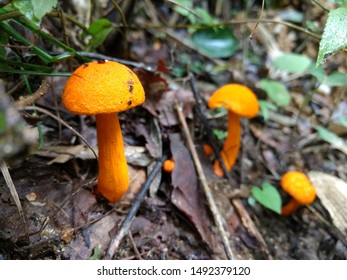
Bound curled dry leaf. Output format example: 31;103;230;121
169;133;224;256
308;171;347;235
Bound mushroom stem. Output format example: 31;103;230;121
95;113;129;203
281;198;301;216
214;111;241;176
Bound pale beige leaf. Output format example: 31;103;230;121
308;171;347;235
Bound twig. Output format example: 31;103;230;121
174;99;235;260
128;231;143;260
0;160;29;241
23;106;98;160
105;155;167;259
0;10;22;22
249;0;265;39
110;0;128;28
91;18;321;41
311;0;330;12
188;73;272;259
16;77;50;108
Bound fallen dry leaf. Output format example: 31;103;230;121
308;171;347;235
169;133;223;256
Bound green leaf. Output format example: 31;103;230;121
258;100;278;122
315;125;344;145
191;27;238;58
0;111;5;133
13;0;57;22
279;10;304;23
274;53;312;74
172;0;196;24
306;20;320;32
339;116;347;128
213;128;227;140
317;7;347;66
308;65;326;83
251;182;282;214
315;125;347;155
31;0;57;20
336;0;347;8
195;7;218;25
0;30;8;58
308;66;347;86
258;79;291;106
325;71;347;86
83;18;113;51
90;245;101;260
13;0;35;21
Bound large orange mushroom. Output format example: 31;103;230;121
281;171;316;216
62;61;145;203
208;84;259;176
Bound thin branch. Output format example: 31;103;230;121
0;10;22;22
16;77;50;108
23;106;98;160
0;160;29;241
108;18;322;40
311;0;330;12
249;0;266;39
174;98;235;260
110;0;128;28
105;155;167;259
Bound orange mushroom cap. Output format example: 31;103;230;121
281;171;316;205
208;84;259;118
63;61;145;115
281;171;316;216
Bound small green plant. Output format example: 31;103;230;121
258;79;291;107
90;245;101;260
258;51;347;123
258;100;278;122
82;18;113;51
251;182;282;214
0;1;89;76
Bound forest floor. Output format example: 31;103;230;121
0;0;347;260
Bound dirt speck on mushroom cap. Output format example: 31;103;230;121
62;61;145;115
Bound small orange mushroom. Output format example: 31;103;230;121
208;84;259;176
202;144;213;157
163;158;175;173
281;171;316;216
62;61;145;203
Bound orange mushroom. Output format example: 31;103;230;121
208;84;259;176
163;158;175;173
202;144;213;157
281;171;316;216
62;61;145;203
